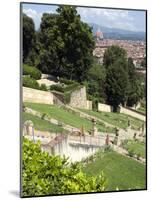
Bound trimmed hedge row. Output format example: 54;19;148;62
59;78;76;85
50;82;80;93
23;77;47;91
23;64;41;80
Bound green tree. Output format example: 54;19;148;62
141;57;146;68
103;45;127;68
127;58;144;107
23;14;35;63
85;62;106;106
22;137;107;197
38;6;95;81
105;59;129;111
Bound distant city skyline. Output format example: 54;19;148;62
22;3;146;32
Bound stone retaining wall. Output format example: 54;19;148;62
23;87;54;104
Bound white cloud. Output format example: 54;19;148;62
77;7;136;31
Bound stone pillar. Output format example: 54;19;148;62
91;118;97;136
105;134;110;146
114;128;119;145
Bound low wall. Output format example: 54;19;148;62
98;103;112;112
42;135;103;162
120;106;145;121
23;87;54;104
86;100;92;110
69;86;87;109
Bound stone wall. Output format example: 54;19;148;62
69;86;87;109
42;135;101;162
98;103;112;112
86;100;92;110
119;106;145;121
23;87;54;104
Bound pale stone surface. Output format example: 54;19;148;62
37;79;58;87
86;100;92;110
120;106;145;121
69;86;87;109
23;87;54;104
98;103;112;112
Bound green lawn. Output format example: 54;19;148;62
83;151;146;191
122;140;146;158
79;109;143;130
23;112;66;133
24;102;115;133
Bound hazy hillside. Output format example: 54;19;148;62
89;23;146;41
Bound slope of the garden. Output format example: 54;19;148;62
83;150;146;191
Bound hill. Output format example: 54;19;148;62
89;23;146;41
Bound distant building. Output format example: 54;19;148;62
96;30;104;41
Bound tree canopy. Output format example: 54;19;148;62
104;46;144;110
23;14;35;63
37;6;95;81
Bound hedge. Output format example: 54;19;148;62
23;77;47;91
23;64;41;80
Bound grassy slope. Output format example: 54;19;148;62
123;140;146;158
23;112;66;133
24;102;115;133
79;109;143;130
83;151;146;191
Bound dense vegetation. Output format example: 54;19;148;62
23;77;47;91
22;137;107;197
23;64;41;80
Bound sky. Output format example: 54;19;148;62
22;3;146;32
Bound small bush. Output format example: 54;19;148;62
23;77;40;90
41;113;47;120
59;78;76;85
23;64;41;80
40;84;47;91
50;84;64;92
128;149;135;157
63;82;80;92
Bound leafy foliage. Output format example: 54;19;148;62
37;6;95;81
103;46;145;109
103;45;127;68
23;77;40;90
105;58;129;110
23;77;47;91
23;14;35;63
23;64;41;80
22;137;107;197
126;58;144;107
85;62;106;105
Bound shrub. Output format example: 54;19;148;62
63;82;80;92
23;64;41;80
60;78;76;85
40;84;47;91
128;149;135;157
22;138;107;197
50;84;64;92
23;76;40;90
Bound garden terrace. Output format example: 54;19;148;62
24;102;115;133
79;109;143;130
23;112;67;133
